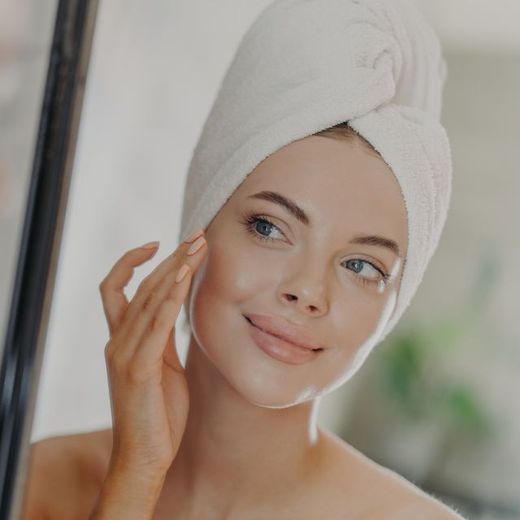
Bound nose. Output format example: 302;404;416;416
277;260;329;316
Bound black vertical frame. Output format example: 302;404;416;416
0;1;99;518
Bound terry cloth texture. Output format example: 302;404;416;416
178;0;453;345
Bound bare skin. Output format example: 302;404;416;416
23;427;463;519
21;135;465;519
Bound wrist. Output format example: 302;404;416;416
90;466;167;519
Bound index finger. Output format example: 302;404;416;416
99;243;160;335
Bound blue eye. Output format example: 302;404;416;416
242;214;282;242
343;259;388;286
240;213;390;286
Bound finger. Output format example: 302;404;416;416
99;244;160;335
119;237;207;361
120;233;206;334
132;264;193;373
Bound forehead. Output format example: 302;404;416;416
231;135;408;250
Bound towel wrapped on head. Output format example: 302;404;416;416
178;0;453;345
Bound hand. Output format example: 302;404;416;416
98;230;207;476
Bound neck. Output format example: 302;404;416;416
161;334;325;516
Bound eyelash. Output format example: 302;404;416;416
240;213;391;286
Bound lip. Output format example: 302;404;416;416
243;313;325;365
245;316;322;365
243;313;325;351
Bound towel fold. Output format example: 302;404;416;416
178;0;453;344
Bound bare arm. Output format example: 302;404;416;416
20;441;49;520
20;438;84;520
20;436;167;520
89;463;167;519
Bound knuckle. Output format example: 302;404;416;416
107;349;125;375
104;334;124;360
142;291;156;311
149;313;163;332
104;340;115;361
164;293;180;308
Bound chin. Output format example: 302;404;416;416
189;305;325;409
187;287;373;410
231;372;325;409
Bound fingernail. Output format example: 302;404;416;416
140;241;160;249
187;236;205;255
175;263;190;283
183;228;204;243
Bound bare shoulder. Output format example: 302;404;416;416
314;429;466;520
21;428;113;520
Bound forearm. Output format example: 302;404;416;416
89;466;167;519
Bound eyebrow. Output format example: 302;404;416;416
247;190;402;258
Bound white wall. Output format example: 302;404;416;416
30;0;276;439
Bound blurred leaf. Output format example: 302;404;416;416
380;336;421;396
430;315;472;346
436;385;495;438
466;243;500;317
366;245;501;449
378;335;434;418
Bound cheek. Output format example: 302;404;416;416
186;234;399;403
317;287;398;385
330;278;398;346
188;239;269;328
343;295;394;347
199;239;274;302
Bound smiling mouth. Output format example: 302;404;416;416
244;316;323;352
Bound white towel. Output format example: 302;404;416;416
178;0;452;345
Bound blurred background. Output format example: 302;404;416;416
1;1;519;518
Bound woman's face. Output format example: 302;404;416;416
187;134;408;408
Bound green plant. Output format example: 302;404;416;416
374;243;501;441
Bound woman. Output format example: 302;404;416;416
23;0;465;518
